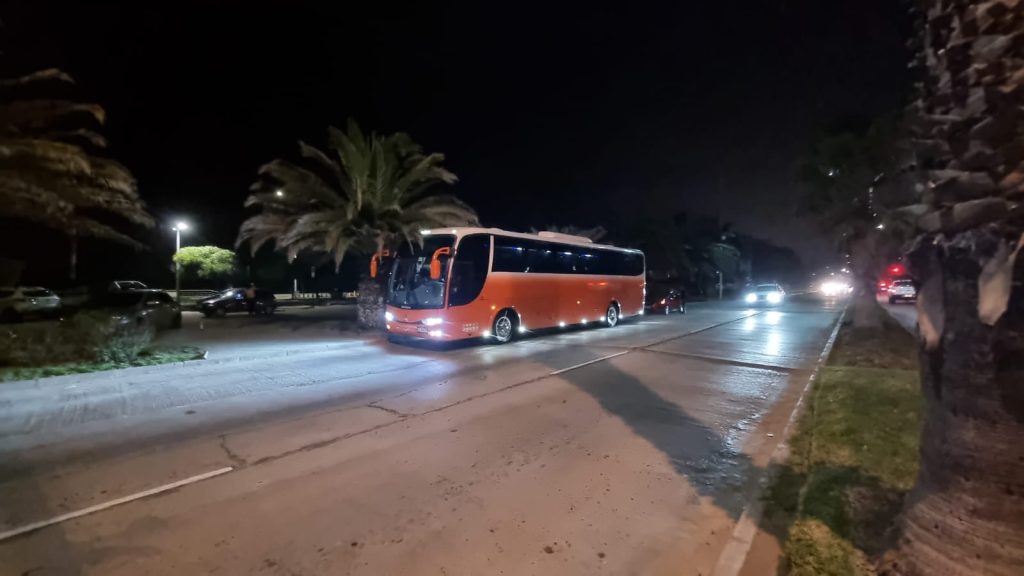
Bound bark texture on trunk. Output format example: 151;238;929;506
357;274;386;330
884;230;1024;575
885;1;1024;571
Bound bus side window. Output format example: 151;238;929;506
493;237;528;273
555;249;579;274
449;234;491;306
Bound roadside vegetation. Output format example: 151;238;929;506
0;312;203;382
764;316;921;575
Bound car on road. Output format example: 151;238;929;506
649;287;687;314
888;278;917;304
198;288;277;317
100;289;182;330
0;286;62;322
744;283;785;306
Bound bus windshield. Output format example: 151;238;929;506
387;235;455;310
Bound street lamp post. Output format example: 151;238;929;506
172;221;189;302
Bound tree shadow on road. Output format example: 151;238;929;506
542;354;912;576
544;355;757;519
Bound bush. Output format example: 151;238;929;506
0;311;155;367
95;321;153;364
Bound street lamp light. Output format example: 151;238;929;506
275;189;284;197
172;222;190;302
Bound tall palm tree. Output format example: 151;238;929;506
882;2;1024;574
798;119;913;327
0;69;153;280
237;120;479;327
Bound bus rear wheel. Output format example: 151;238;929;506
605;304;619;327
492;311;516;344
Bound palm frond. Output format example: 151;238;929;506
0;101;106;135
0;69;76;88
239;119;478;265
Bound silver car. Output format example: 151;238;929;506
101;290;183;330
0;286;62;322
888;279;917;304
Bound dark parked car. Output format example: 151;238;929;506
100;289;182;330
108;280;148;292
198;288;276;317
649;287;687;314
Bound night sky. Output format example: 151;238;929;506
2;1;910;282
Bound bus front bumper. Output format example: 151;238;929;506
386;321;461;341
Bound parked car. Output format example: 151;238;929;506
649;287;687;314
888;278;917;304
108;280;148;291
0;286;62;322
198;287;277;317
744;283;786;306
99;289;182;330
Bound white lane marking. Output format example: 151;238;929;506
549;351;629;375
0;466;234;542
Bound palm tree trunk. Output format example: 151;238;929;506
357;273;387;330
849;234;885;329
883;231;1024;575
850;277;883;329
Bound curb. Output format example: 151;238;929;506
711;305;847;576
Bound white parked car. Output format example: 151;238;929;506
888;279;917;304
0;286;62;322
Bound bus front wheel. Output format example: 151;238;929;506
605;304;619;327
492;311;516;344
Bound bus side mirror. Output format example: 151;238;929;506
369;250;391;279
429;247;451;280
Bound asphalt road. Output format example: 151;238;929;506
880;297;918;334
0;296;843;576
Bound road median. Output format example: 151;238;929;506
754;315;921;575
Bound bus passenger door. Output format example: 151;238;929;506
448;235;491;331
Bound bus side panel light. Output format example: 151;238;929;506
519;326;527;333
559;321;566;327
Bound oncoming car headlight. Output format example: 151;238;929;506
745;293;757;303
767;292;782;304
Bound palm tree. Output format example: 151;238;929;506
0;69;153;280
237;119;479;328
881;2;1024;574
798;119;913;327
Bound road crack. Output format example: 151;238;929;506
367;403;412;418
218;435;248;468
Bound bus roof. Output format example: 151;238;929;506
421;227;642;254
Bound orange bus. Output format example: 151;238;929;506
383;228;645;343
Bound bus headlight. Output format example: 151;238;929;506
385;311;394;322
745;293;757;303
422;317;443;326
